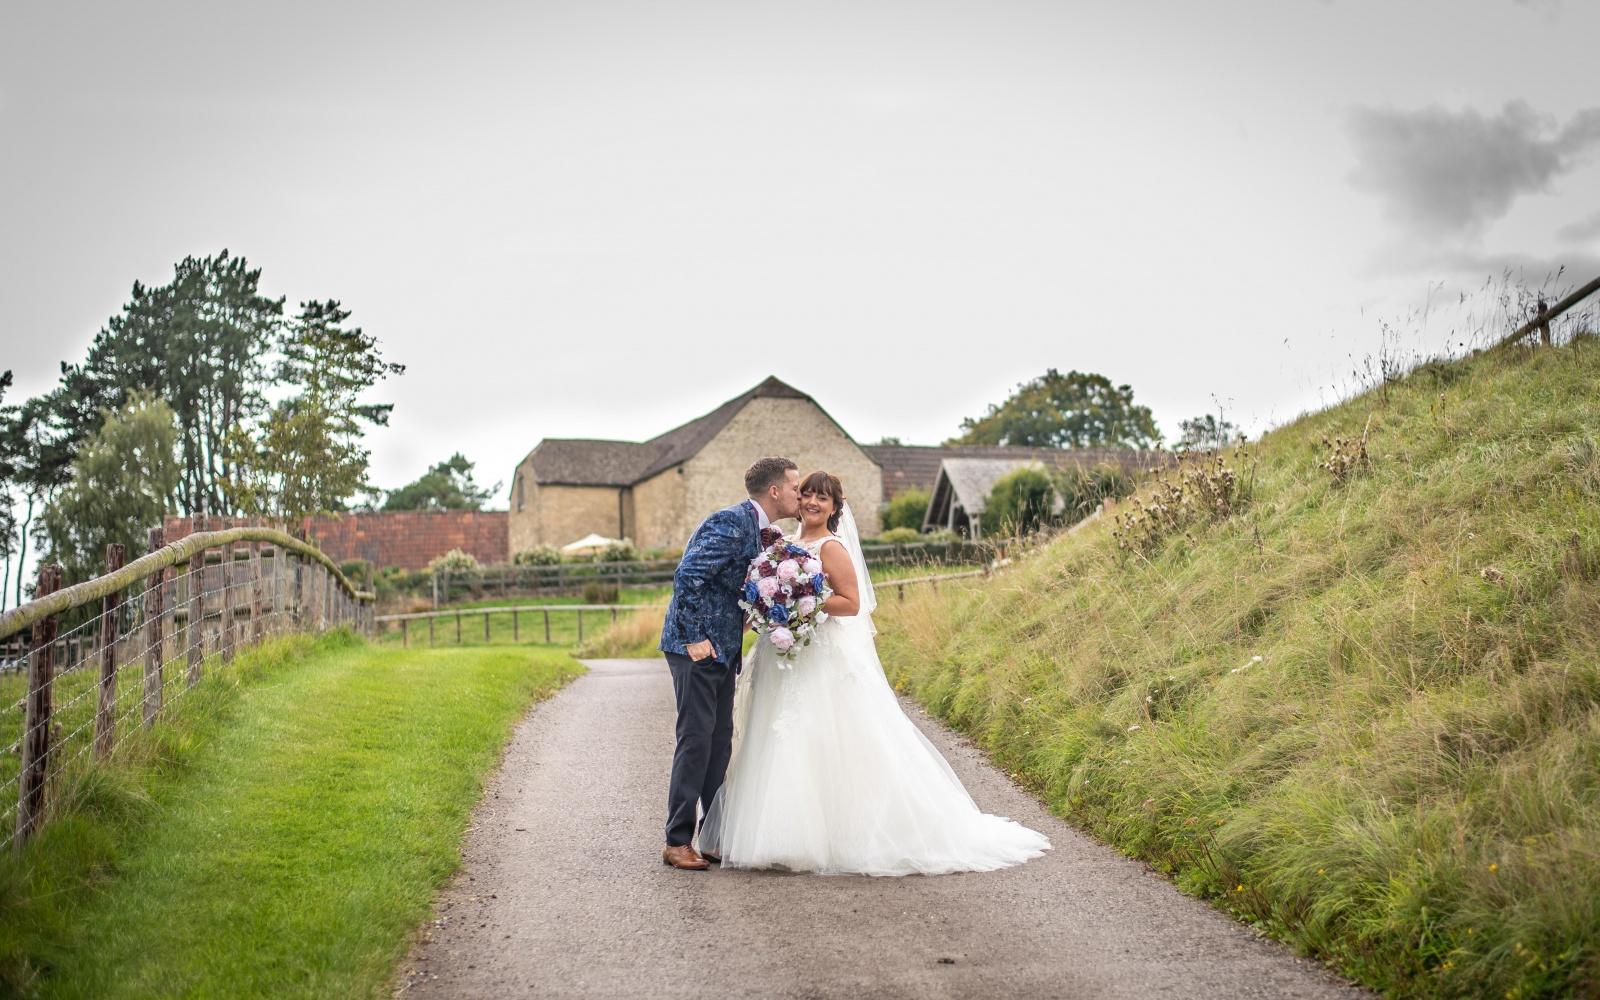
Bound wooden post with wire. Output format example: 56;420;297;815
220;541;236;666
186;544;204;687
16;563;62;849
142;527;166;725
93;543;125;759
250;543;264;642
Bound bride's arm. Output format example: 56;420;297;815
817;539;859;616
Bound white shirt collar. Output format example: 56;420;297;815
747;497;770;530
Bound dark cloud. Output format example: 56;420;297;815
1557;209;1600;243
1348;101;1600;239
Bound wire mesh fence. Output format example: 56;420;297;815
1;525;374;854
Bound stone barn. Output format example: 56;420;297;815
509;377;884;554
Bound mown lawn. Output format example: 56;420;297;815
876;336;1600;998
0;631;580;999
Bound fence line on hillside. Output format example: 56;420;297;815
2;524;376;854
1495;274;1600;350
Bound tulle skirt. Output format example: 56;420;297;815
697;617;1051;876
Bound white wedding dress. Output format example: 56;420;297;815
697;505;1050;876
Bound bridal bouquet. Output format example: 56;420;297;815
740;528;831;665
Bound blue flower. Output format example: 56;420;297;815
768;604;789;624
743;581;760;603
811;573;826;593
786;544;809;558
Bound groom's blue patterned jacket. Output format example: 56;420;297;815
660;500;759;667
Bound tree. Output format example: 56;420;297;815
952;369;1161;449
0;371;16;608
1175;414;1244;452
383;453;497;511
225;300;402;522
873;436;906;446
1;393;75;607
39;391;180;583
982;465;1056;538
52;250;284;515
881;487;931;532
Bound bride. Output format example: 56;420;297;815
697;471;1051;876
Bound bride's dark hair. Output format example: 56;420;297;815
799;471;846;532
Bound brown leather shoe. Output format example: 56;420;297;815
662;844;709;870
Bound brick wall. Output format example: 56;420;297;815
163;510;509;571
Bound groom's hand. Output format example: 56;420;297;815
686;639;717;663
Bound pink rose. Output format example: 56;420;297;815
777;559;800;581
802;558;822;576
769;627;795;650
796;596;817;617
757;576;781;600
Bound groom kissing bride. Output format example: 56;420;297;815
659;457;1051;875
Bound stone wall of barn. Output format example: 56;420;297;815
679;397;883;546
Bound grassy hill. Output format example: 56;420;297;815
874;336;1600;998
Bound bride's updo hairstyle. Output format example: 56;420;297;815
799;471;846;532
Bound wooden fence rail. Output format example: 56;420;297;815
1494;274;1600;350
4;525;375;853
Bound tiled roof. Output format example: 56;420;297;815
525;376;815;487
865;444;1152;499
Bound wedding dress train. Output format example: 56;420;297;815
697;516;1050;877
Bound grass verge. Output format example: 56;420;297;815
875;337;1600;998
0;631;580;999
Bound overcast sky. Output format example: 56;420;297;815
4;0;1598;506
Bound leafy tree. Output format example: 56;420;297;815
982;465;1056;538
881;487;931;532
225;300;402;522
1175;413;1244;452
52;250;283;515
383;453;497;511
1;393;75;607
952;369;1160;449
873;436;905;446
39;392;180;583
0;371;16;607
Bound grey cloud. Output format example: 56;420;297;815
1557;209;1600;243
1348;101;1600;239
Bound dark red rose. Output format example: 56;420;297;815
758;560;777;578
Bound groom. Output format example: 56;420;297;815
659;456;802;870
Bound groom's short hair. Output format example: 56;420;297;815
745;457;798;496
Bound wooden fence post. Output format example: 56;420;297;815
455;611;462;644
93;543;125;759
16;563;63;848
402;617;409;647
250;543;264;643
512;609;519;642
186;545;204;687
143;527;166;724
483;611;490;642
544;609;551;643
220;542;236;666
428;616;435;646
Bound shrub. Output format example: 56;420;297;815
339;559;373;586
581;581;619;604
1056;462;1135;522
427;548;480;573
513;546;562;566
595;540;642;563
877;527;922;545
982;465;1055;538
881;488;931;532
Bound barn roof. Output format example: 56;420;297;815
523;376;816;487
865;444;1154;499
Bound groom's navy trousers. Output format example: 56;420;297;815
664;649;740;847
660;500;760;847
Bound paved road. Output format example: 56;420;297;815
397;659;1364;999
